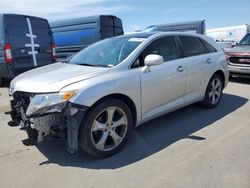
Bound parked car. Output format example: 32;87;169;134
226;33;250;77
216;41;234;51
9;32;228;158
50;15;124;61
0;14;56;86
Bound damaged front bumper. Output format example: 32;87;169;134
9;92;88;153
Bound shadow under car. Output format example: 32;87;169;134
34;93;248;169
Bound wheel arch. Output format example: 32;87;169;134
213;70;226;88
85;93;137;128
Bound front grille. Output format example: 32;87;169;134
229;57;250;65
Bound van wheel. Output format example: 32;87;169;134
0;78;2;86
79;99;133;158
201;74;223;108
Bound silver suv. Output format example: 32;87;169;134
9;32;229;158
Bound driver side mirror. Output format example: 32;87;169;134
142;54;164;73
144;54;164;67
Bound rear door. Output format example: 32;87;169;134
4;15;52;75
178;36;216;102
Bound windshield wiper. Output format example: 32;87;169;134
79;63;97;67
79;63;110;67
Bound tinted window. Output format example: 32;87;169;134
179;36;205;57
201;39;217;53
133;36;181;68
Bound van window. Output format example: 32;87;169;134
179;36;206;57
53;29;97;46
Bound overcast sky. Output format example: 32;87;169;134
0;0;249;32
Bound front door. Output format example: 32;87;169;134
138;36;187;120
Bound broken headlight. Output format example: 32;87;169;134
26;90;77;116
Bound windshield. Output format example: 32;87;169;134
239;34;250;45
69;36;145;67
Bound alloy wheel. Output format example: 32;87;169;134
208;78;222;105
90;106;128;151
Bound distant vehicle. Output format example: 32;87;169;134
9;32;228;158
226;33;250;78
144;20;206;34
216;41;235;51
0;14;55;86
50;15;124;61
207;24;250;43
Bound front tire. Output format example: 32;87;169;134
79;99;133;158
201;74;223;108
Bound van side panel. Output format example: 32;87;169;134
52;18;101;60
145;20;206;34
51;15;124;60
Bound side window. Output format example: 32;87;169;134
201;39;217;53
132;36;181;68
179;36;206;57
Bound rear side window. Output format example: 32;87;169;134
201;39;217;53
179;36;205;57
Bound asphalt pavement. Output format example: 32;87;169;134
0;78;249;188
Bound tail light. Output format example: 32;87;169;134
51;42;56;61
4;44;13;63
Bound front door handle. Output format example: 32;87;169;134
206;58;212;64
177;65;185;72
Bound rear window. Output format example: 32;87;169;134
53;29;97;46
4;16;51;48
5;16;30;47
179;36;206;57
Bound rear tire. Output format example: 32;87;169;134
201;74;223;108
79;99;133;158
0;78;2;87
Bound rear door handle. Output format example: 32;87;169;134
206;58;212;64
177;65;185;72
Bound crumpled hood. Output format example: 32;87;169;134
226;45;250;54
10;62;109;94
